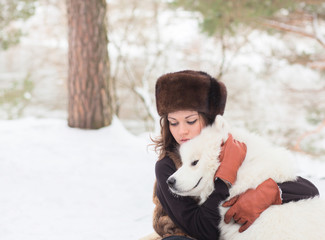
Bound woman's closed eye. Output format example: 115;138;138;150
187;119;197;125
169;122;178;126
168;118;197;126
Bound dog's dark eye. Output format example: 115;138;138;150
191;160;199;166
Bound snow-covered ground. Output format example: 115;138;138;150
0;117;156;240
0;117;324;240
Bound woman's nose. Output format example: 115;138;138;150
179;123;189;135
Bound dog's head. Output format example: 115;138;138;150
167;115;230;201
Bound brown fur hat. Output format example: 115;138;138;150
155;70;227;118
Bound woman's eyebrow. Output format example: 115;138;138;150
185;114;198;119
167;117;177;121
168;113;198;121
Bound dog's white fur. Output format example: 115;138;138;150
168;115;325;240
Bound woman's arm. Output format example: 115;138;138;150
155;157;229;240
278;176;319;203
223;177;319;232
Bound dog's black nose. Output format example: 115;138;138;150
167;177;176;187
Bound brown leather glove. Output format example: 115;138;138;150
223;178;282;232
214;134;247;185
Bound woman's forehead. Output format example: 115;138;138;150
168;110;199;119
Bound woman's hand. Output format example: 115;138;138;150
214;134;247;185
222;178;282;232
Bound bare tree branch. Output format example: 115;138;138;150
264;20;315;38
264;17;325;48
312;13;325;48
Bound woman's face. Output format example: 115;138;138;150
167;110;205;145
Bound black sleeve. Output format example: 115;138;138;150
278;176;319;204
155;157;229;240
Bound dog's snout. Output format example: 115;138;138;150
167;177;176;187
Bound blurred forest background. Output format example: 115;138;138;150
0;0;324;159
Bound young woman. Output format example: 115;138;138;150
152;70;319;240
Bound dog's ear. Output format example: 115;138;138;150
213;115;229;142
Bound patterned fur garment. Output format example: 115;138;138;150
152;151;193;239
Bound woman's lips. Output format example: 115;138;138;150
180;139;190;144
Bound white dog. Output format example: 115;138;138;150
167;115;325;240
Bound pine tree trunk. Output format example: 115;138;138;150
66;0;112;129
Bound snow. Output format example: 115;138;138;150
0;117;156;240
0;117;324;240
